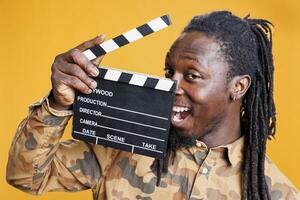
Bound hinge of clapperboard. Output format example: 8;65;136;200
83;14;172;60
82;14;176;93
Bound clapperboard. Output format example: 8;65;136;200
72;15;175;158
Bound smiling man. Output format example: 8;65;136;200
6;11;299;200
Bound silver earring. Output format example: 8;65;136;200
231;95;237;102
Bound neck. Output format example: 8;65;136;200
198;103;242;149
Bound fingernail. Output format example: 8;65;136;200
91;67;99;76
90;80;97;89
99;34;105;40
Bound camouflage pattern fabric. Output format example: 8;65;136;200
6;95;300;200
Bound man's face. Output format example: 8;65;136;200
165;31;231;139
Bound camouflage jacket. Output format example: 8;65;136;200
6;96;300;200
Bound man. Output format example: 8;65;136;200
6;11;299;200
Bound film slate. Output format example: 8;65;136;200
72;67;176;158
72;15;174;158
82;14;172;60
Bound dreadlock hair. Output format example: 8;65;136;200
153;11;276;200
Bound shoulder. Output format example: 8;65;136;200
264;156;299;200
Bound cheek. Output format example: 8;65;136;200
188;96;228;135
189;86;229;117
188;84;216;101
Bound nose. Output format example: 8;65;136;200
172;73;184;95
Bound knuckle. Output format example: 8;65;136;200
51;69;57;78
54;53;62;61
82;63;89;72
72;65;79;73
69;77;79;86
73;78;89;92
73;66;83;76
51;77;58;89
54;53;65;64
81;41;88;48
52;58;60;70
52;55;66;71
74;48;81;55
70;49;76;57
85;62;95;72
51;64;55;72
50;74;55;83
51;72;59;84
51;60;59;69
77;71;87;81
78;71;88;81
79;84;90;93
73;52;85;64
70;48;79;58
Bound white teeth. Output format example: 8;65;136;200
172;106;190;112
173;112;183;122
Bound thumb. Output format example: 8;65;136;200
75;34;106;52
92;55;105;66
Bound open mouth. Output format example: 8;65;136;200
171;105;192;126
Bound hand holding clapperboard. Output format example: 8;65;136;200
72;15;176;158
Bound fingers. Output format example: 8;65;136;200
65;34;106;76
53;69;93;94
58;62;98;90
50;35;106;108
67;48;99;77
75;34;105;51
51;35;106;95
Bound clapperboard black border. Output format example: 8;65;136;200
83;14;171;60
97;67;177;92
72;66;176;158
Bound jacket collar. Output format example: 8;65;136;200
219;136;244;166
191;136;244;166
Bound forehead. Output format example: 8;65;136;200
166;31;227;70
169;32;221;55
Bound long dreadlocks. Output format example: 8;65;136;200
154;11;276;200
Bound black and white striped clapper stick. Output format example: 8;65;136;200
83;14;171;60
72;67;176;158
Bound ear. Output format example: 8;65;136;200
228;75;251;102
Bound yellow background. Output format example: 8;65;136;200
0;0;299;199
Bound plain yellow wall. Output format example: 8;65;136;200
1;0;299;199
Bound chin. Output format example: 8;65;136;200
168;126;198;148
172;125;212;140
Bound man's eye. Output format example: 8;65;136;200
164;68;174;78
185;73;201;81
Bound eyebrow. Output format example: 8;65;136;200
178;55;199;63
166;51;200;62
